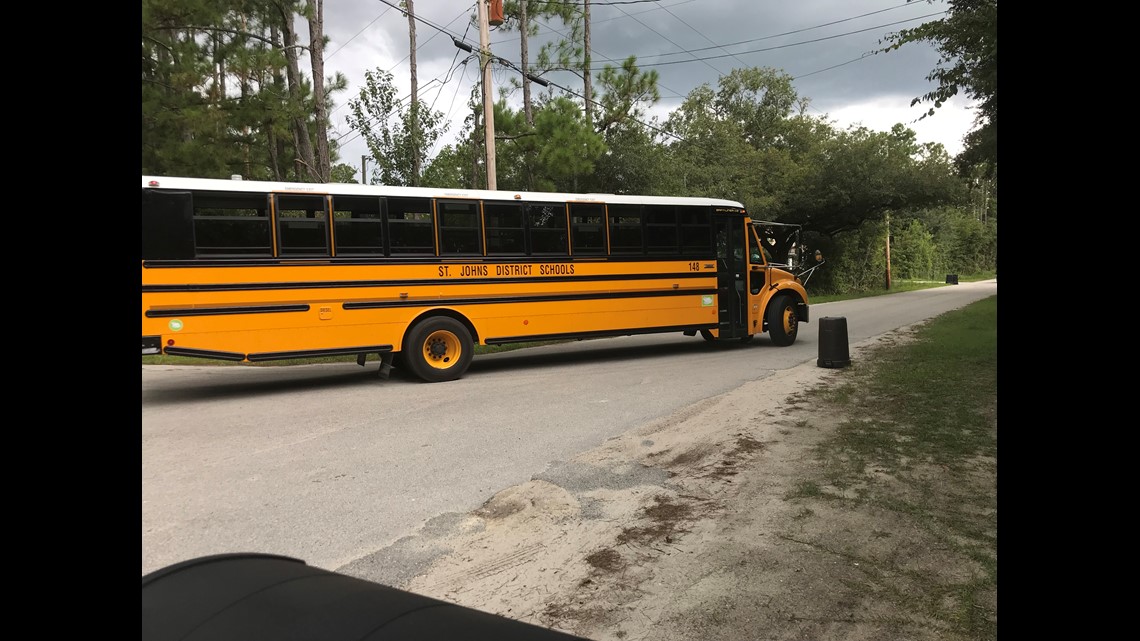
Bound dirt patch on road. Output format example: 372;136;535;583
373;329;996;640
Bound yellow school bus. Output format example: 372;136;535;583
142;176;815;382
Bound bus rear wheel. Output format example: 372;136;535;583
766;294;799;346
404;316;474;383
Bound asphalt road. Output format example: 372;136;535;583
142;279;997;576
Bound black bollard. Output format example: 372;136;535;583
817;316;850;368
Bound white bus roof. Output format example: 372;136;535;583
142;176;746;209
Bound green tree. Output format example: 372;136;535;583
421;142;478;189
661;68;804;212
532;97;605;192
891;218;938;280
497;1;569;125
808;219;890;295
345;69;449;186
582;121;667;195
879;0;997;179
780;124;967;238
662;82;759;202
141;0;345;181
485;97;534;190
593;56;659;135
713;67;808;150
330;163;358;183
142;0;236;177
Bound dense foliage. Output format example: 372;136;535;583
142;0;347;181
879;0;997;180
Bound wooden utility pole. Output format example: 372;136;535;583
308;0;330;182
406;0;421;185
520;0;533;125
885;213;892;290
477;0;497;189
583;0;592;122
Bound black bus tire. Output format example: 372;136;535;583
766;294;799;346
404;316;474;383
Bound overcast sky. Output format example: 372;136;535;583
311;0;976;179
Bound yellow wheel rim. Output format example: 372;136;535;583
782;306;798;334
422;329;462;370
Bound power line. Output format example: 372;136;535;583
656;2;749;70
606;0;730;77
431;19;476;114
332;2;473;124
510;10;945;69
635;1;922;60
325;5;394;60
483;1;934;99
334;50;475;151
492;54;683;143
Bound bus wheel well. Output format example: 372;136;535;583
403;309;479;351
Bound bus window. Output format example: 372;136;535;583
645;204;679;255
608;204;643;255
276;194;329;256
387;197;435;255
484;201;526;256
141;189;195;260
570;202;606;255
333;196;385;256
678;205;713;256
192;191;272;257
527;202;568;255
437;200;483;256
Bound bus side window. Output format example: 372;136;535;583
333;196;385;256
192;191;272;257
645;204;678;255
276;194;329;256
570;202;606;255
484;201;526;256
678;206;712;256
387;197;435;255
527;202;568;255
142;189;195;260
608;204;643;255
437;200;483;256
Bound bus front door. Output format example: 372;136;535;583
713;216;749;339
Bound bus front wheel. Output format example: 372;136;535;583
766;295;799;346
404;316;474;383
